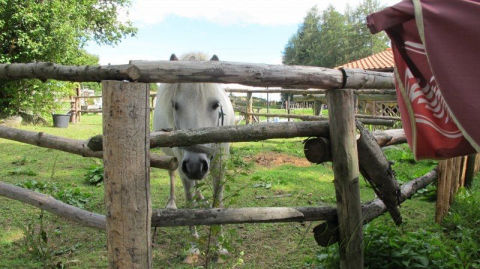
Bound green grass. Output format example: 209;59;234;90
0;114;477;268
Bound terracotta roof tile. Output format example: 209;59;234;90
337;48;394;71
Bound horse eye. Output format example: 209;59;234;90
212;102;220;110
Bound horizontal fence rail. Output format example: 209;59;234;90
0;125;178;170
234;110;399;124
84;124;405;151
0;62;394;89
294;92;397;102
0;168;436;229
1;123;405;167
225;88;327;94
149;121;330;148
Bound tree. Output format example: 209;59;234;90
0;0;136;118
344;0;389;61
282;0;388;71
283;7;322;67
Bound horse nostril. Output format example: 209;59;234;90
182;160;189;174
201;159;209;174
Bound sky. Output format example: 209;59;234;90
85;0;399;100
86;0;399;65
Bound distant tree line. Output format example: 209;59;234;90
281;0;389;101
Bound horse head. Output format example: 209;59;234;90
158;53;233;180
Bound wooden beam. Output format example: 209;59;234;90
85;121;399;154
102;81;152;268
0;181;105;229
0;169;437;230
327;89;363;268
0;62;393;89
0;125;177;170
356;122;401;225
235;111;397;125
149;121;331;148
304;129;407;164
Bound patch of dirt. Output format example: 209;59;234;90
245;152;311;167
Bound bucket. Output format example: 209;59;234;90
52;113;70;128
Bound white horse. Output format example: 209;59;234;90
153;53;235;262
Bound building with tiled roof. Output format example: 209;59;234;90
337;48;394;72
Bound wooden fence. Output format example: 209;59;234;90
435;154;480;222
231;88;401;125
0;61;471;269
69;93;157;123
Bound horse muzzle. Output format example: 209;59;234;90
181;153;210;180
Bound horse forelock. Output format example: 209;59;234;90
179;52;209;61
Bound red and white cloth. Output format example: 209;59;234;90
367;0;480;159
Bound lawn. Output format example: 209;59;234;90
0;114;479;268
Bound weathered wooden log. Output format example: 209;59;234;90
0;169;437;230
235;111;396;126
151;206;338;226
0;181;106;230
102;81;152;268
149;121;330;148
304;137;332;164
85;120;396;153
327;89;364;268
355;114;401;121
356;121;402;225
314;168;438;246
303;129;406;164
372;129;407;147
343;69;394;90
0;125;177;170
0;62;393;89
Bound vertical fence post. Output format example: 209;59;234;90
246;92;253;125
266;92;270;123
465;154;477;189
287;95;291;122
70;96;76;123
76;87;81;122
314;100;322;116
102;81;152;269
327;89;363;269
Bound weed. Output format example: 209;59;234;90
21;210;55;268
11;156;29;166
84;165;104;186
53;187;91;209
8;167;38;176
314;181;480;269
16;179;91;209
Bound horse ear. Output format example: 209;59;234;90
210;54;219;61
170;54;178;61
